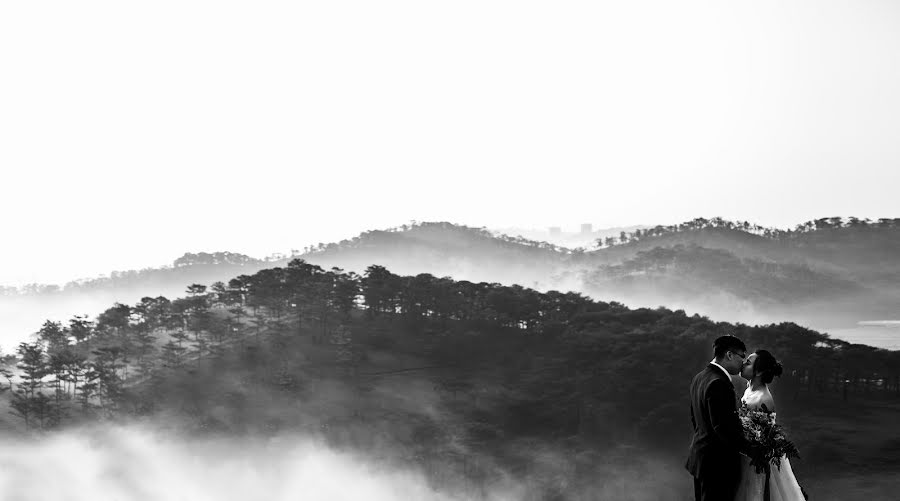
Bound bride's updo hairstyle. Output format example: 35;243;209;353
753;349;784;384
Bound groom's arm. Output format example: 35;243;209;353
689;394;697;430
707;380;748;453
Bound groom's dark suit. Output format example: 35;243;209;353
686;363;748;501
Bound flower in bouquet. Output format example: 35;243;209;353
738;403;800;474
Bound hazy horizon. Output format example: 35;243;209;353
3;0;900;288
0;218;639;287
2;215;894;288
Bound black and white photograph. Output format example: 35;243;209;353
1;1;898;500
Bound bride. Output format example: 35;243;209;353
734;350;808;501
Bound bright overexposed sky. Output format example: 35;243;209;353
1;1;899;285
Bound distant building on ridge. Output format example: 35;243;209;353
580;223;593;234
548;226;562;235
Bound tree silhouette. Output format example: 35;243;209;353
10;342;49;429
36;320;69;355
68;315;94;344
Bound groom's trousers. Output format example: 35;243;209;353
693;473;738;501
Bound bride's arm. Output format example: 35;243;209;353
761;395;776;414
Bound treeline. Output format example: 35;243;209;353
0;251;266;297
3;317;140;429
595;216;900;248
5;259;898;435
2;289;224;429
302;221;576;256
0;223;574;297
1;260;365;429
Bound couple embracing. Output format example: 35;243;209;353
686;335;807;501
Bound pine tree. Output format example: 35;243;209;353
10;342;50;429
68;315;94;343
91;347;124;412
160;340;187;369
134;326;158;380
78;367;100;413
36;320;69;355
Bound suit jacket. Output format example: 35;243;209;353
685;364;748;479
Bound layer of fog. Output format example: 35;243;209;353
0;425;521;501
0;422;894;501
0;424;702;501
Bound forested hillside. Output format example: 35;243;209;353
589;216;900;279
4;218;900;352
578;217;900;331
300;222;570;285
3;259;897;500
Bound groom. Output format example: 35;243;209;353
686;335;750;501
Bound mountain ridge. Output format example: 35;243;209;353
2;217;898;349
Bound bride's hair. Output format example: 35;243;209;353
753;349;784;384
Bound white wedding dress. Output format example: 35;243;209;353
734;385;807;501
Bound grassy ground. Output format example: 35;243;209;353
773;388;900;500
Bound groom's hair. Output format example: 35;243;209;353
713;335;746;358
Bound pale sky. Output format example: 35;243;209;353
1;1;899;286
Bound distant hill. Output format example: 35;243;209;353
577;244;894;327
2;251;270;298
0;252;275;347
490;224;649;250
299;222;572;286
573;217;900;330
586;217;900;279
0;225;575;346
2;218;899;349
294;218;900;338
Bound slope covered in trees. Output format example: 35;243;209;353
0;224;576;349
1;251;269;298
0;252;276;351
578;217;900;334
4;218;900;352
300;221;572;285
577;244;897;328
590;216;900;278
2;260;897;499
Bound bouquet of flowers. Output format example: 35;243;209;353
738;403;800;474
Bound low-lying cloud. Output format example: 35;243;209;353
0;425;521;501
